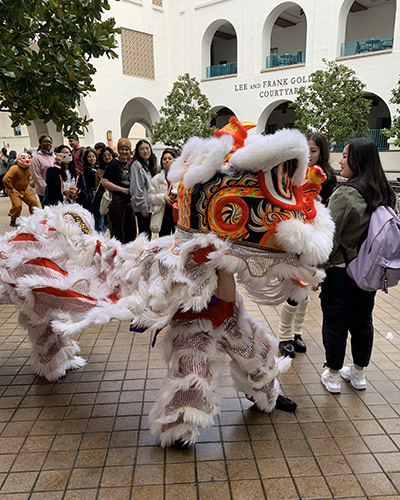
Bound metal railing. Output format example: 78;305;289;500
266;50;306;68
332;129;389;151
340;34;393;57
206;62;237;78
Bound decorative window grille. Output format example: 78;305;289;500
121;28;155;79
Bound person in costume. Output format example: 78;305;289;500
0;123;334;448
3;152;39;227
279;132;337;358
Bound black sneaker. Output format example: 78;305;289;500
293;335;307;353
279;341;296;358
170;439;190;450
10;221;17;227
275;395;297;412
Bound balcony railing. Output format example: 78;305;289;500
340;34;393;57
332;129;389;151
206;62;237;78
266;50;306;69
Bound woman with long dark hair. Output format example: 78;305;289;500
82;147;98;212
279;133;337;358
130;139;157;239
148;148;178;236
43;145;86;206
320;138;396;393
93;146;115;233
306;132;337;205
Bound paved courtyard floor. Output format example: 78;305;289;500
0;197;399;499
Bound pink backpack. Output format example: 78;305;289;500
347;205;400;293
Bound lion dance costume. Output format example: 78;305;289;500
0;124;334;447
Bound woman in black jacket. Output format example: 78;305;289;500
101;138;137;243
43;145;86;207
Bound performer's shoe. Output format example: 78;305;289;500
274;395;297;412
170;439;190;451
9;221;17;227
279;341;296;358
293;335;307;353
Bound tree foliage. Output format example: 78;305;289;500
0;0;120;135
383;76;400;146
152;73;216;147
291;59;371;144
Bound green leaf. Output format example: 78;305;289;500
0;0;119;134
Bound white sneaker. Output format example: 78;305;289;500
321;369;341;393
339;364;366;390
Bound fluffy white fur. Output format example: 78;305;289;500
275;201;335;266
229;128;309;186
168;134;233;187
149;294;292;445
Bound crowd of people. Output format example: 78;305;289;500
1;135;181;244
1;128;396;407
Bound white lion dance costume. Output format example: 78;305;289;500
0;122;334;448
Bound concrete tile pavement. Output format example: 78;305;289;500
0;196;399;499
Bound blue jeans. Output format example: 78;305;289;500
94;214;107;234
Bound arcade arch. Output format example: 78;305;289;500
120;97;159;144
202;20;238;78
363;92;391;149
262;3;307;69
258;101;298;135
210;106;236;128
339;0;396;57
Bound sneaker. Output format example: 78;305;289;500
321;369;341;393
340;364;366;390
9;221;16;227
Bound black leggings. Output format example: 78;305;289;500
135;211;152;240
320;267;375;370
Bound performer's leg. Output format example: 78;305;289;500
22;191;39;214
7;192;22;223
220;294;295;413
149;321;220;448
19;313;86;382
293;297;309;353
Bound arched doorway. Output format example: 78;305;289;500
202;20;238;78
262;3;307;69
364;92;391;150
340;0;395;56
210;106;236;129
262;101;298;134
120;97;159;146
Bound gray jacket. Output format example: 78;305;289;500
130;159;152;212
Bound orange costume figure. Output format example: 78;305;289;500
3;153;39;227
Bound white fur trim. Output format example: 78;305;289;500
275;202;335;265
168;134;233;187
229;128;309;186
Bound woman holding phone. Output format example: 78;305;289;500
43;145;86;206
